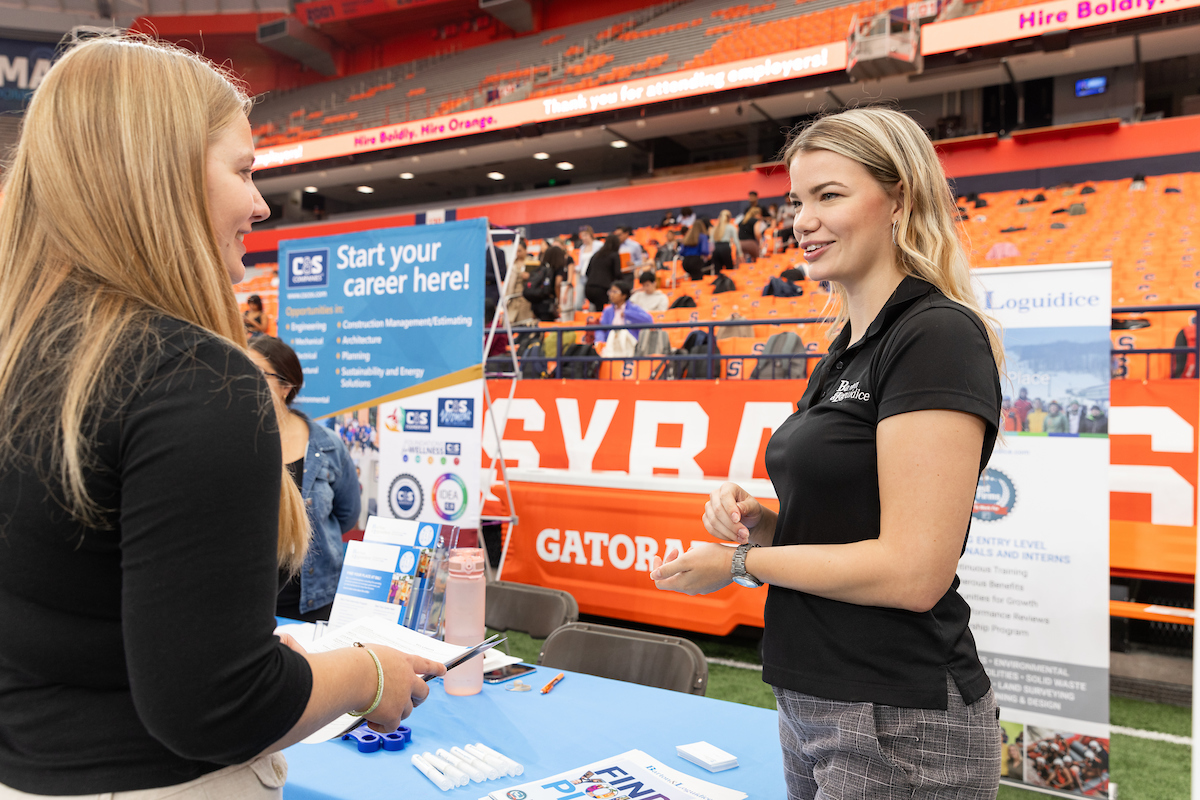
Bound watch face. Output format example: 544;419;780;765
733;575;762;588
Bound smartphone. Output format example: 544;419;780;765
484;664;537;684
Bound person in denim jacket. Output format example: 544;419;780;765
249;336;361;621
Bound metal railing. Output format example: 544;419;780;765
487;316;832;380
486;303;1200;382
1112;304;1200;381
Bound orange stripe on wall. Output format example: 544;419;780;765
937;116;1200;178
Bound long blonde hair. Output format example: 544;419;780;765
782;107;1004;373
0;36;310;571
712;209;734;242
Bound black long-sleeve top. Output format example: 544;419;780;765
585;249;623;291
0;317;313;793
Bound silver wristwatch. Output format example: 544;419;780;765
731;543;763;588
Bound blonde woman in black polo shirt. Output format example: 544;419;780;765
651;107;1004;799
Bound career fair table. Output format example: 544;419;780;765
282;665;785;799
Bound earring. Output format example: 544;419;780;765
892;220;898;246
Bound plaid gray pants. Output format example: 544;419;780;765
774;676;1000;800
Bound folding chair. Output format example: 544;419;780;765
538;622;708;695
485;580;579;643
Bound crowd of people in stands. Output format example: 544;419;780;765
498;192;798;327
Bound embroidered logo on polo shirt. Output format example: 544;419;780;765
829;379;870;403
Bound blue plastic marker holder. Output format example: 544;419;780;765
342;724;412;753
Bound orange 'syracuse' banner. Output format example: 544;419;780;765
483;378;1198;634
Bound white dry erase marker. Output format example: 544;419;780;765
474;742;524;776
411;754;453;792
422;752;468;787
465;744;509;775
438;748;485;783
452;746;499;780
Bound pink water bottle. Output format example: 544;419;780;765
443;547;486;696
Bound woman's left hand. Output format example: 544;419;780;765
649;542;734;596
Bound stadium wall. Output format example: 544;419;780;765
245;116;1200;257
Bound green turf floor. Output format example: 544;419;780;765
491;627;1193;798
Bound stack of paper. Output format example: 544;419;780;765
676;742;738;773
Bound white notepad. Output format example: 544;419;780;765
676;741;738;772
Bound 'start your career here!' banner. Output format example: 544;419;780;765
279;218;487;531
278;217;486;417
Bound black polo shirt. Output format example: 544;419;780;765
761;275;1001;709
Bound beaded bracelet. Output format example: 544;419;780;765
348;642;384;717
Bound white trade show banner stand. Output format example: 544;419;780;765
972;263;1113;797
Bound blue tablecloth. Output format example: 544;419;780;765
282;666;785;799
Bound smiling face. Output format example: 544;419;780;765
788;148;902;288
205;115;269;284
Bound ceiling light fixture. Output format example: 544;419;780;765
610;140;628;149
556;161;574;171
487;171;505;180
533;152;550;160
356;185;375;194
304;186;318;193
399;172;415;179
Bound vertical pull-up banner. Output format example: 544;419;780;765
971;262;1112;797
279;218;486;530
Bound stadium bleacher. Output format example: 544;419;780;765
252;0;1067;147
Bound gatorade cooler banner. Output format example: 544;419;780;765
970;262;1112;795
278;217;486;417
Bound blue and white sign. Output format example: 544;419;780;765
968;262;1111;795
287;248;329;289
438;397;475;428
279;218;487;415
0;38;56;113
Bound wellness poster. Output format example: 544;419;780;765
971;263;1112;796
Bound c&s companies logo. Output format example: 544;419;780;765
402;408;431;433
432;473;468;521
388;474;424;520
287;248;329;289
437;398;474;428
973;467;1016;522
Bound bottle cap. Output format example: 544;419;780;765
448;547;486;577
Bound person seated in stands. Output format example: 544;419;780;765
243;293;267;339
680;218;712;281
616;225;646;268
1081;404;1108;433
630;270;669;312
678;206;697;228
585;234;624;311
660;209;677;227
595;279;652;350
655;229;684;269
1043;400;1067;433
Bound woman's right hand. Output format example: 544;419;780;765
704;482;764;544
360;646;446;733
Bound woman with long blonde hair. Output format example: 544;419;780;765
652;107;1004;799
710;209;741;272
0;36;442;797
